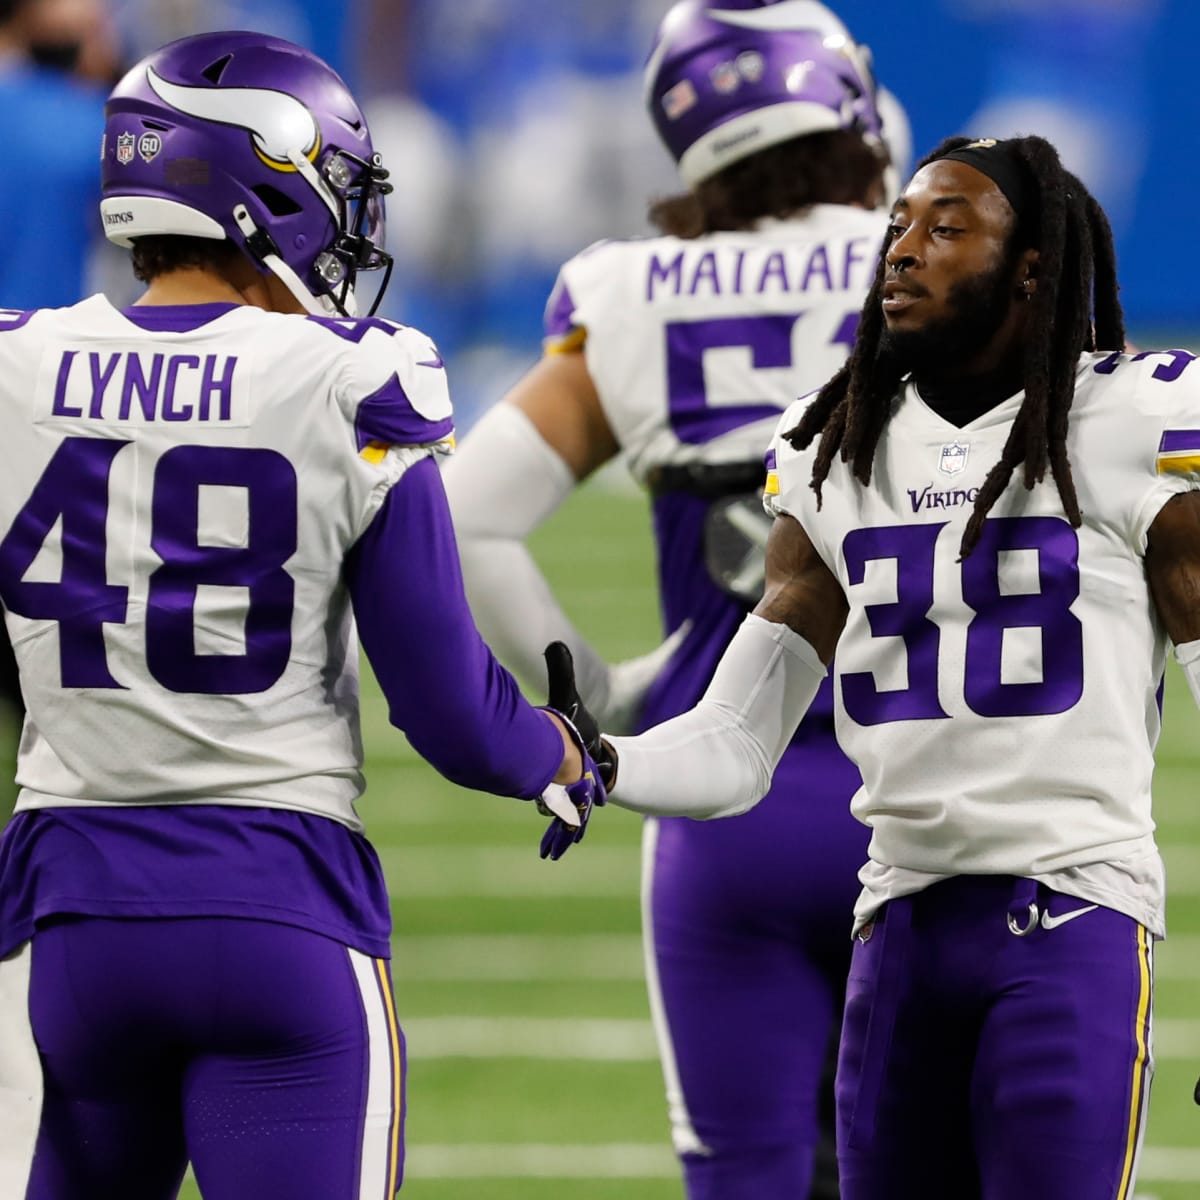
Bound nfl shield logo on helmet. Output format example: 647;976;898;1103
939;441;969;476
116;132;135;166
710;61;740;94
662;79;697;121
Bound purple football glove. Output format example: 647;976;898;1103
536;759;606;861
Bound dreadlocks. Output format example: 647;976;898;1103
785;134;1125;558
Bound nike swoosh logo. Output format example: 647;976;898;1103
417;353;444;369
1040;904;1099;931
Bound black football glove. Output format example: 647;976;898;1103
543;641;618;789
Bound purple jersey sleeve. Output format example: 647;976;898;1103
344;456;561;798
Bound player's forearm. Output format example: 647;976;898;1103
347;458;563;799
606;615;825;818
443;403;614;708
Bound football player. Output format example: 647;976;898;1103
556;134;1196;1198
445;3;905;1195
0;32;601;1200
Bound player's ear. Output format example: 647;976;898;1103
1016;248;1039;300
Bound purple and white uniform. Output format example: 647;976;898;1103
545;207;885;1196
0;299;564;1199
764;348;1200;1197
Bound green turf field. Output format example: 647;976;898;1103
68;478;1199;1198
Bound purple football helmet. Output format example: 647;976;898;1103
645;0;884;186
101;31;393;316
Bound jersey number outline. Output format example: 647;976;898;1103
665;310;858;443
0;436;298;694
840;516;1084;725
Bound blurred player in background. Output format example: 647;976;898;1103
0;31;600;1200
446;3;904;1195
560;132;1189;1198
0;0;123;794
0;0;119;309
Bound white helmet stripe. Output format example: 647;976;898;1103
643;8;686;105
146;67;319;164
708;1;850;38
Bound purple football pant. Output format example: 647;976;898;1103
837;876;1153;1200
8;916;405;1200
644;748;867;1200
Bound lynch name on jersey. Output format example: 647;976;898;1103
42;348;244;425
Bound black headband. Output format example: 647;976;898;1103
936;138;1038;237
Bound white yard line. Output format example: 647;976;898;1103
1155;804;1200;830
1154;935;1200;980
402;1016;657;1060
393;934;644;980
1162;845;1200;894
405;1143;677;1179
1153;1017;1200;1058
376;846;639;897
1138;1147;1200;1183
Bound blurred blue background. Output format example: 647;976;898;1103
358;0;1200;417
2;0;1196;419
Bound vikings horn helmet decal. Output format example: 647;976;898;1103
146;67;321;171
101;32;393;317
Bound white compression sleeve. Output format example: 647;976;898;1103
1174;638;1200;712
606;614;827;819
441;403;615;709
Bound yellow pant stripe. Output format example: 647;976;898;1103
1116;924;1153;1200
374;958;404;1198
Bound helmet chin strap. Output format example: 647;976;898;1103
231;204;352;316
287;148;340;220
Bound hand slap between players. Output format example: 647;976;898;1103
536;642;616;860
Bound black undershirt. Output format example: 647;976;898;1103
913;362;1025;428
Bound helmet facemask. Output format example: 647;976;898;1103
313;149;394;317
235;146;395;318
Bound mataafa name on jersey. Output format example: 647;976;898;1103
41;349;247;426
646;237;877;302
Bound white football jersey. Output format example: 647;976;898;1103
546;206;888;475
545;206;888;726
765;349;1200;935
0;296;453;830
